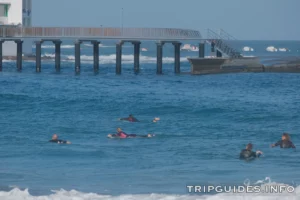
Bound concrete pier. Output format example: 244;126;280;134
133;41;141;74
75;40;81;74
35;41;42;72
92;41;100;73
116;41;123;74
0;41;3;72
173;42;181;74
54;40;62;72
156;42;164;74
199;42;205;58
15;40;23;71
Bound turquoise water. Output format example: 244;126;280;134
0;41;300;199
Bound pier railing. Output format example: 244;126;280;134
206;29;242;58
0;27;202;40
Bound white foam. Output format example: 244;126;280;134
0;183;299;200
266;46;278;52
242;46;254;52
41;53;189;64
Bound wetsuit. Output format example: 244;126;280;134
239;149;260;159
120;117;139;122
274;140;296;148
49;139;68;144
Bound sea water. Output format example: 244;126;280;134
0;40;300;200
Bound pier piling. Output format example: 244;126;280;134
216;50;222;57
156;42;164;74
35;41;42;72
116;41;123;75
54;40;62;72
173;42;181;74
199;42;205;58
133;41;141;74
75;40;81;74
0;40;3;72
15;40;23;71
92;41;100;73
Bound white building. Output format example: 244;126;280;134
0;0;32;56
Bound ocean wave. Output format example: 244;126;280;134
42;53;189;64
1;182;299;200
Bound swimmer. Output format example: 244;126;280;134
271;133;296;149
152;117;160;123
239;143;263;160
108;128;154;138
119;114;139;122
49;134;71;144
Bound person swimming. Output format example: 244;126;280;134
107;128;154;138
239;143;263;160
49;134;71;144
271;133;296;149
120;114;139;122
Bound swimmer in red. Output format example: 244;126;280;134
107;128;154;138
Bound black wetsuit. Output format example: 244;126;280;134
120;117;139;122
49;139;68;144
274;140;296;148
239;149;260;159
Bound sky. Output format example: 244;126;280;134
32;0;300;40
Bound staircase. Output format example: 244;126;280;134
206;29;242;58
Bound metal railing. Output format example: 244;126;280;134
0;27;202;40
206;29;242;58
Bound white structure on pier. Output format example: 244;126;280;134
0;0;32;55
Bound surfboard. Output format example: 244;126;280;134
107;134;155;139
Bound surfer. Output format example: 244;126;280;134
271;133;296;149
239;143;263;160
49;134;71;144
119;114;139;122
107;128;154;138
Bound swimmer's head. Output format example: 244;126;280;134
117;128;122;132
52;134;58;140
282;133;291;141
246;143;253;150
147;134;152;138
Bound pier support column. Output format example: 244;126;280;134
211;40;215;53
0;40;3;72
216;50;222;57
91;41;100;73
156;42;164;74
35;41;42;73
15;40;23;71
173;42;181;74
116;41;123;75
54;40;62;72
132;41;141;74
74;40;81;74
199;42;205;58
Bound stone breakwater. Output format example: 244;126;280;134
188;57;300;75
